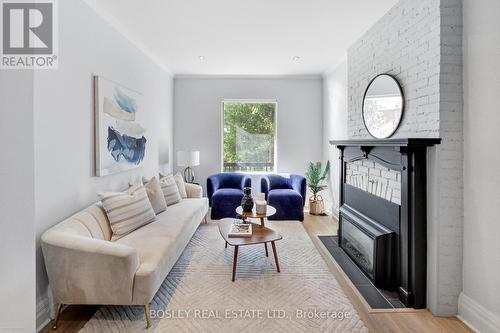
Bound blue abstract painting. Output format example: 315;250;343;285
107;127;146;165
94;76;146;176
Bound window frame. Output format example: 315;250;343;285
220;99;278;174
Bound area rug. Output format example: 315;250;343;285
80;221;367;333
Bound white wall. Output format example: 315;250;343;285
174;77;323;195
322;60;348;215
34;0;174;328
459;0;500;331
0;72;36;332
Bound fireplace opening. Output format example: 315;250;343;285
341;218;374;276
340;206;395;290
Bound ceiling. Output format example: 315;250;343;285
86;0;398;76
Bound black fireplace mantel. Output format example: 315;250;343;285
330;138;441;172
330;138;440;309
329;138;441;148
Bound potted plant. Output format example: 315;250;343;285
305;161;331;215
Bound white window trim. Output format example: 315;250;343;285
220;99;278;174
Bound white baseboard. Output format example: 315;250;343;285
458;292;500;333
331;207;339;220
36;289;56;332
36;297;50;332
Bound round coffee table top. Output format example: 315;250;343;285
236;205;276;219
218;218;282;246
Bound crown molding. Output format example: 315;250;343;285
322;54;347;77
174;74;323;80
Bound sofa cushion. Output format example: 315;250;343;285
139;176;168;215
213;188;244;199
185;183;202;198
116;198;208;304
174;172;188;198
159;172;187;199
159;174;182;206
267;189;304;221
210;188;244;220
268;189;302;202
99;184;156;241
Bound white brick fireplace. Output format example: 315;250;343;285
345;0;463;315
346;160;401;205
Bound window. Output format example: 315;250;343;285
222;100;277;172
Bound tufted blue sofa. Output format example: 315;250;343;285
207;173;252;220
260;174;306;221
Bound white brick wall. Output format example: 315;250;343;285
346;160;401;205
431;0;464;316
346;0;463;316
348;0;441;138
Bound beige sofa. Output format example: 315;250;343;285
41;183;208;329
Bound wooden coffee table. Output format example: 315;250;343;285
218;218;282;281
236;205;276;227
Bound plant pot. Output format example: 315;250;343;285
309;195;325;215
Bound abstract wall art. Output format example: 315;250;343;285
94;76;147;176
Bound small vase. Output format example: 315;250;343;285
256;200;267;214
241;187;254;212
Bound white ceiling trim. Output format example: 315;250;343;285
174;74;323;80
322;54;348;78
82;0;174;76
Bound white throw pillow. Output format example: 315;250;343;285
174;172;188;199
159;174;182;206
99;184;156;241
136;176;168;215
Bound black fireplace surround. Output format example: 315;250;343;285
330;138;441;308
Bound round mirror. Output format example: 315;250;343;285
362;74;404;139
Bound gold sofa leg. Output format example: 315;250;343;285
145;304;152;329
52;304;63;330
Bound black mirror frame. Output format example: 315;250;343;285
362;73;405;139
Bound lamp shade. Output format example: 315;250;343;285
177;151;200;167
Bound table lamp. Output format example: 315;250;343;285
177;151;200;183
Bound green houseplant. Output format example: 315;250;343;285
305;161;331;215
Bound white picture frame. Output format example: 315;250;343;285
94;76;146;176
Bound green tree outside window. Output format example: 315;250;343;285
223;101;276;172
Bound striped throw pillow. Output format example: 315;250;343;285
159;174;182;206
160;172;187;198
99;184;156;241
174;172;188;199
139;176;168;215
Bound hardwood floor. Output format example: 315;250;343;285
40;305;98;333
302;213;472;333
41;213;472;333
